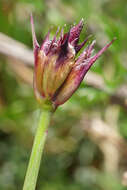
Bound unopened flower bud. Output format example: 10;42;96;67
31;15;115;111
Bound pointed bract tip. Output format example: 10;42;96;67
111;37;117;43
78;18;84;27
55;26;60;37
89;38;116;65
91;39;96;45
80;18;84;23
75;35;91;53
113;37;117;41
30;14;39;49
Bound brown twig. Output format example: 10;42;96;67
0;32;33;66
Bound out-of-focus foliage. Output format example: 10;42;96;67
0;0;127;189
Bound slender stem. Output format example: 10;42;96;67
23;109;51;190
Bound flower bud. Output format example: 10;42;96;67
31;15;115;111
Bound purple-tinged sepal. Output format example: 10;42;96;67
53;39;115;108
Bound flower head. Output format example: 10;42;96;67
31;15;115;111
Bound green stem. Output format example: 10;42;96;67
23;109;51;190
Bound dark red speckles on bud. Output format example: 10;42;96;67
31;15;115;111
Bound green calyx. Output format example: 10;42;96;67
39;99;56;112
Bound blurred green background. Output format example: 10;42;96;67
0;0;127;189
